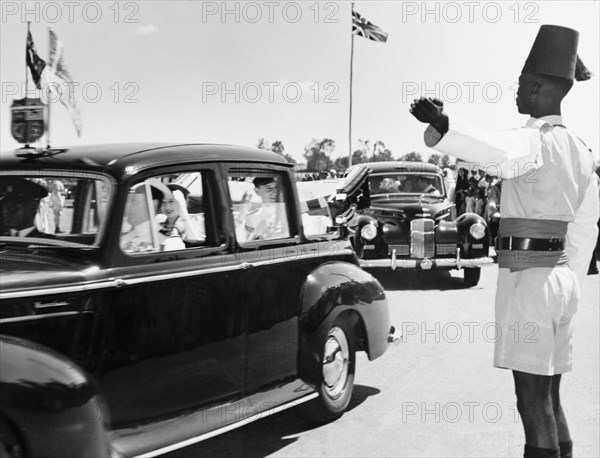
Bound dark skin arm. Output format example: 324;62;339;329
409;97;449;135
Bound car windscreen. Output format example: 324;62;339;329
0;171;113;246
369;173;445;196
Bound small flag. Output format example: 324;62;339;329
26;30;46;89
47;29;82;136
352;10;388;43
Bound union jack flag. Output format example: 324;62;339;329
352;10;388;43
47;29;82;136
26;30;46;89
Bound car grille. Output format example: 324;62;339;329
436;244;456;256
411;219;434;258
388;244;409;256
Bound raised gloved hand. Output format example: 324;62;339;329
172;190;188;215
409;97;449;135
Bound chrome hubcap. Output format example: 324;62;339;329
322;326;349;399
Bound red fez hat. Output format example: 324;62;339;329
522;25;591;81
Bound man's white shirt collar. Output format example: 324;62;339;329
526;115;564;129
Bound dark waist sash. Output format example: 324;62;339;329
497;218;569;270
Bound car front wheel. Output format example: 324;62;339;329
297;320;356;423
464;267;481;287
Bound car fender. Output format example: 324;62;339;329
455;212;490;255
0;335;111;458
297;262;390;386
353;215;378;252
436;220;459;244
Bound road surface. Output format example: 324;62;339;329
168;263;599;458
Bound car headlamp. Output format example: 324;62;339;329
360;223;378;241
469;222;486;240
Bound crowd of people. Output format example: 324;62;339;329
298;169;339;181
444;167;502;239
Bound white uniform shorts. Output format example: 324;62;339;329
493;266;580;376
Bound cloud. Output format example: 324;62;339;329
133;25;159;35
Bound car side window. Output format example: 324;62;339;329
0;173;111;245
158;171;208;246
120;172;211;255
228;173;291;244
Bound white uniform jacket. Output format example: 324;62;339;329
425;114;599;284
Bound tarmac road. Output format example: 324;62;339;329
167;263;599;458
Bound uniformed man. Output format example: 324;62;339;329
410;25;598;458
239;176;288;241
0;177;54;238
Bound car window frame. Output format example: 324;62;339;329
0;169;115;248
115;163;228;263
223;164;301;250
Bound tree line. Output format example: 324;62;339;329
256;137;453;173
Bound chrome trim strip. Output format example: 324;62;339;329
0;311;80;324
132;392;319;458
0;281;120;300
33;300;70;309
121;264;250;286
121;248;354;287
358;256;494;269
1;248;354;299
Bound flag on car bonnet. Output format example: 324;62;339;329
47;29;82;136
26;30;46;89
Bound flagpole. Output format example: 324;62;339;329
46;27;52;148
25;22;30;96
348;3;355;168
24;22;31;147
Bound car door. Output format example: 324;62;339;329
93;165;249;428
224;165;305;390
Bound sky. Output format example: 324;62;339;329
1;1;599;165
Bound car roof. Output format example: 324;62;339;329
0;143;291;177
350;161;442;174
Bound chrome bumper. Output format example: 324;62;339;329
358;247;494;270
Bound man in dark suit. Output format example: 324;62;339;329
0;177;55;238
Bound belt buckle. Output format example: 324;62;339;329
494;236;512;251
548;236;562;251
